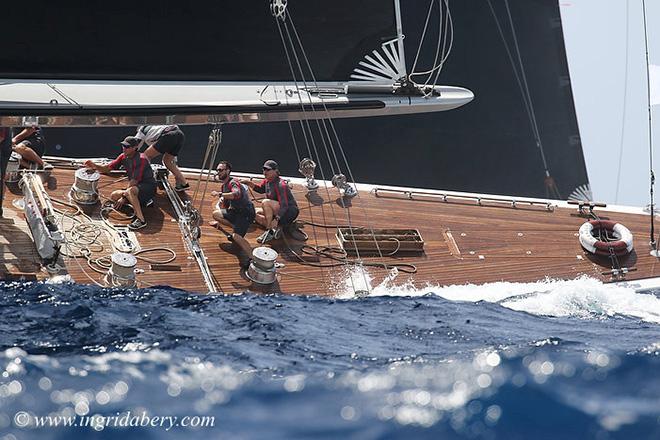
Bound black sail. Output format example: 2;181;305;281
2;0;588;199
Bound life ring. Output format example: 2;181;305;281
578;220;633;257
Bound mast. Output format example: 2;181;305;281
642;0;657;254
393;0;407;77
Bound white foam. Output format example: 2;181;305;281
339;271;660;324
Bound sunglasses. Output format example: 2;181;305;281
263;167;273;171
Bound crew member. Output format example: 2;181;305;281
12;126;46;168
242;160;298;244
209;161;255;257
133;125;189;191
84;136;156;230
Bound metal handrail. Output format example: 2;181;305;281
372;187;555;211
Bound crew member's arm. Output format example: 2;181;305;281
84;154;123;174
241;178;266;193
12;127;36;145
218;180;241;200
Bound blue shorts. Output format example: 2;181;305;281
137;182;156;205
224;206;256;237
278;205;299;226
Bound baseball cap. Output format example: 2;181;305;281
120;136;140;148
262;160;279;170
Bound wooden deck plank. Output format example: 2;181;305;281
1;166;659;294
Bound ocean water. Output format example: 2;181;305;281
1;276;659;439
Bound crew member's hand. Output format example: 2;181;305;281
84;160;95;169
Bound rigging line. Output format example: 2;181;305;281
277;20;323;165
410;0;454;81
275;20;315;169
282;14;371;292
485;0;549;175
197;127;222;213
503;0;550;173
422;0;444;89
46;83;81;108
275;18;332;279
281;18;340;178
429;0;454;92
614;0;631;204
286;14;382;223
287;12;388;263
642;0;656;247
287;121;302;164
410;0;437;78
277;18;336;222
485;0;538;138
191;125;218;204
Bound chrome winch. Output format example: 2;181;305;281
70;168;100;205
105;252;137;288
246;246;279;285
5;152;22;183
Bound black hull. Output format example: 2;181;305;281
18;0;587;199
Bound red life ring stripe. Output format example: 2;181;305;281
582;219;632;256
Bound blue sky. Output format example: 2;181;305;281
560;0;659;207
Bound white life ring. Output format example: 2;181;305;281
578;220;633;256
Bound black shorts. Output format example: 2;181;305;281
137;182;157;205
278;205;299;226
224;206;256;237
20;138;45;157
154;129;185;156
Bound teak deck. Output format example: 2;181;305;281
1;165;659;295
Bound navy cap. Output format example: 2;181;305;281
263;160;279;170
120;136;140;148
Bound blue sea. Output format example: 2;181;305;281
1;276;659;439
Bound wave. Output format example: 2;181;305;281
2;343;659;439
339;268;660;324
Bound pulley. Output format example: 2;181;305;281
332;173;357;198
298;158;319;191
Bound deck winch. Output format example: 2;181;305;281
105;252;137;287
246;247;279;284
70;168;100;205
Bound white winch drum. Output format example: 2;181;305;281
252;246;279;270
70;168;100;204
246;247;279;285
106;252;137;287
5;152;22;182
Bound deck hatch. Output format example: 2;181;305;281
336;228;424;255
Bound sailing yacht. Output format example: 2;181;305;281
1;0;658;295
